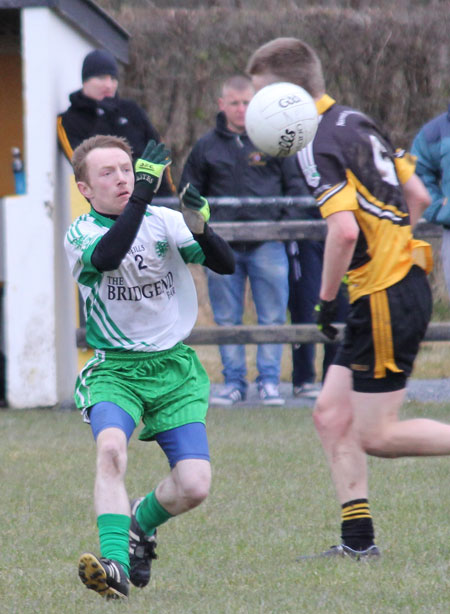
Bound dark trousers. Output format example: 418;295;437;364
287;240;349;386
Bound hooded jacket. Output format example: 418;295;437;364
412;104;450;226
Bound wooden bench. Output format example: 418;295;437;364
76;197;445;348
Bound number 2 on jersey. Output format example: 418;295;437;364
135;254;148;270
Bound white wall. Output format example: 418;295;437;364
3;7;96;407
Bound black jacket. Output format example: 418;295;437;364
57;90;173;195
180;111;309;224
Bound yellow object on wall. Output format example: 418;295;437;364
69;174;94;369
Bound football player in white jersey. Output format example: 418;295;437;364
65;135;234;599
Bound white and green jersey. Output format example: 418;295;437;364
65;205;206;352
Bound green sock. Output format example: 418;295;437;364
136;490;173;536
97;513;131;577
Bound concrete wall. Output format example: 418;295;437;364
1;7;97;407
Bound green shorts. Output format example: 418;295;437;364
74;343;210;441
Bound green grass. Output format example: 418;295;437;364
2;404;450;613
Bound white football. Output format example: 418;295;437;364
245;82;319;157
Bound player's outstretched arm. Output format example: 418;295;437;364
193;224;235;275
402;173;432;228
92;140;171;272
320;210;358;300
315;210;357;340
179;183;235;275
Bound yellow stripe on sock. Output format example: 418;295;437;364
342;512;372;520
342;503;372;522
342;503;370;513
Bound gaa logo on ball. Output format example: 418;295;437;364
245;82;319;158
279;95;301;108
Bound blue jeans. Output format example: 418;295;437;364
287;240;349;386
207;241;288;393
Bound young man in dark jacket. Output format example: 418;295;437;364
180;75;308;406
57;49;173;195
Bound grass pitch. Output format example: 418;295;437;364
1;402;450;613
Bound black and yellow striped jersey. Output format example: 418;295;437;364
297;94;429;302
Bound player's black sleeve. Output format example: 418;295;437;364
193;224;235;274
91;195;147;271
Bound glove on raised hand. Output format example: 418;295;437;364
179;183;211;234
314;298;339;340
133;139;171;202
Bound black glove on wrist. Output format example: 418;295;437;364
314;298;339;340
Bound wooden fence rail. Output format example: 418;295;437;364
76;321;450;348
184;322;450;345
76;198;445;348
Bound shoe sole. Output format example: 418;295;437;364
293;386;320;399
210;399;246;406
78;553;127;600
261;398;285;406
293;392;320;399
296;551;380;561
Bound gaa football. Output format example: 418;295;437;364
245;82;319;157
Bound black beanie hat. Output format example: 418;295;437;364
82;49;119;82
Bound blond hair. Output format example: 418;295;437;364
72;135;133;183
246;37;325;98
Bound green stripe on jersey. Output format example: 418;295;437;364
179;242;205;265
87;289;152;350
89;208;115;228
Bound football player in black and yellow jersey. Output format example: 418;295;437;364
248;37;450;560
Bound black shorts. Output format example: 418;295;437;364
334;266;432;393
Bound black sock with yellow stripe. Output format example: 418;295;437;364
341;499;375;551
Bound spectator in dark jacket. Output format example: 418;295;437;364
57;49;173;195
180;75;307;406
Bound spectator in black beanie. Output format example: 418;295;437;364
57;49;174;195
81;49;119;83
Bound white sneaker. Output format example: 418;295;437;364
258;383;285;406
210;385;246;406
293;383;320;399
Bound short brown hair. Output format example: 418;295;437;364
221;74;253;96
246;37;325;98
72;135;133;183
